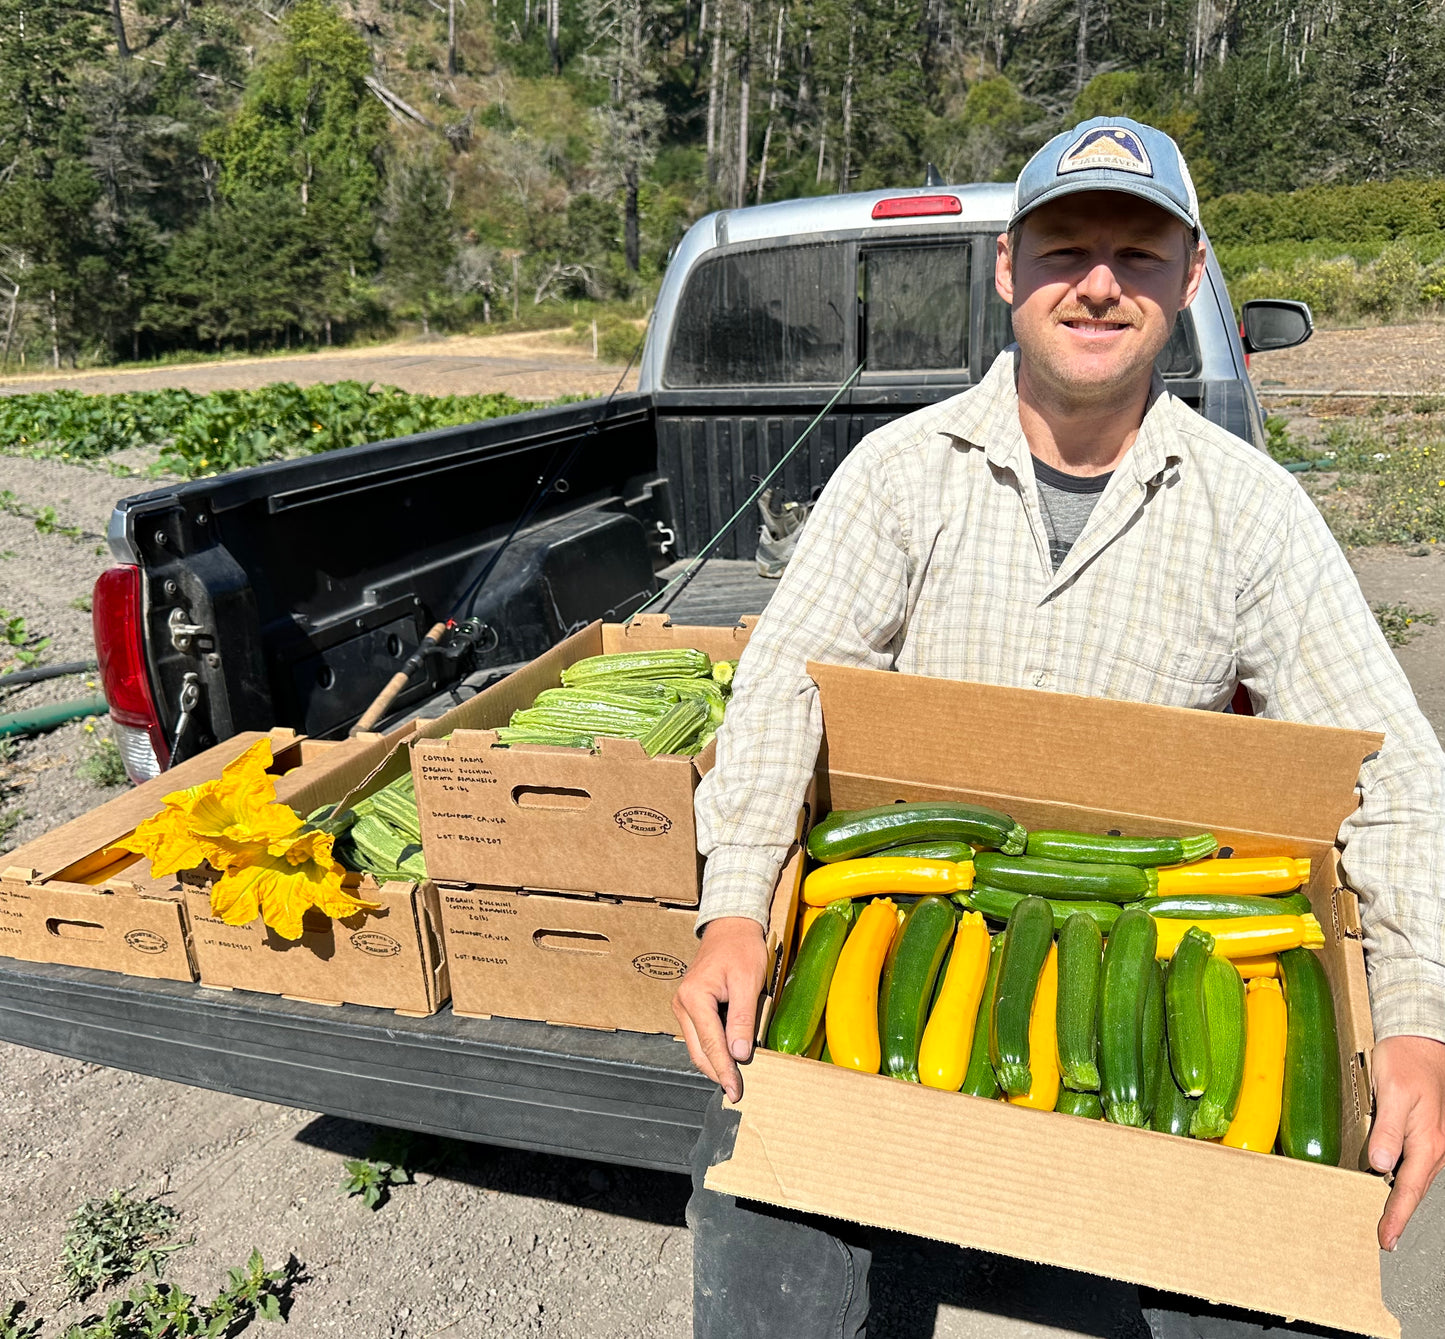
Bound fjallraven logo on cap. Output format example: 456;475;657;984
1057;126;1153;177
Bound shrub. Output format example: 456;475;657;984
1203;179;1445;247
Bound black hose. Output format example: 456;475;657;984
0;660;97;689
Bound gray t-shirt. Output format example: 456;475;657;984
1033;456;1112;571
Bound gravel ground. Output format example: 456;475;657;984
3;333;1445;1338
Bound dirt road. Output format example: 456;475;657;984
3;326;1445;1337
0;332;636;403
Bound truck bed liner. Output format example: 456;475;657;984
0;959;711;1174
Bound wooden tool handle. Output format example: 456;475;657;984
351;621;447;735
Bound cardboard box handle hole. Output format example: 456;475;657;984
532;928;611;955
46;917;105;941
513;785;591;811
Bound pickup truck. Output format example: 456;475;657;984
0;181;1309;1176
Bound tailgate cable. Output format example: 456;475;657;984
350;321;652;735
638;359;865;617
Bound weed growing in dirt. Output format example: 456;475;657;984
0;1302;39;1338
0;610;50;670
0;493;89;543
69;596;92;613
339;1129;428;1210
79;738;127;788
58;1191;187;1301
1373;603;1438;648
27;1251;297;1338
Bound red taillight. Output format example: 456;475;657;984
871;195;962;219
93;565;169;770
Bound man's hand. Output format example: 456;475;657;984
673;917;769;1103
1368;1034;1445;1250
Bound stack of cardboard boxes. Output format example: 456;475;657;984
410;615;754;1034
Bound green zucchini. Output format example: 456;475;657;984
1134;892;1312;919
972;853;1155;902
1190;957;1248;1139
1099;906;1158;1127
960;932;1006;1099
808;801;1026;863
1165;926;1215;1097
766;902;855;1054
878;839;976;862
1056;912;1103;1092
1151;1070;1198;1136
1026;830;1218;867
1140;958;1167;1124
1054;1090;1105;1119
988;896;1054;1096
964;885;1121;933
1278;946;1342;1165
879;896;957;1081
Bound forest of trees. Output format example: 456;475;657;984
2;0;1444;366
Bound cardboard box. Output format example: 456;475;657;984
176;727;451;1015
0;729;327;982
410;616;755;904
438;883;706;1034
704;664;1399;1339
182;880;447;1017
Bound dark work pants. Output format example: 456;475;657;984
688;1090;1345;1339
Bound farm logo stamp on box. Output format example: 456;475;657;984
632;952;687;980
614;807;673;836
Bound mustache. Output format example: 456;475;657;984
1053;304;1141;327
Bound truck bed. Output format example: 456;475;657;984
0;562;781;1174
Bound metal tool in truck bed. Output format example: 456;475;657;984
6;180;1310;1173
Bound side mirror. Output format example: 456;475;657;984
1240;299;1313;354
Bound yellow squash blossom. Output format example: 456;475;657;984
121;737;380;940
123;737;296;878
210;827;378;942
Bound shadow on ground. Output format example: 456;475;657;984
296;1114;1152;1337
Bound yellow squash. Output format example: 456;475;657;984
802;857;973;906
1008;943;1061;1112
1233;955;1279;980
1223;977;1288;1152
1151;914;1324;960
824;897;900;1072
1154;856;1310;897
918;912;992;1091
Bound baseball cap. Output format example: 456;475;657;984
1010;116;1199;234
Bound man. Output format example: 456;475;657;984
673;117;1445;1338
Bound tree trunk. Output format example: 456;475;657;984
1075;0;1087;92
111;0;130;59
512;255;521;321
838;19;856;193
547;0;560;74
816;84;828;184
755;4;785;203
706;0;724;185
448;0;457;74
625;165;641;272
49;290;59;369
735;0;751;208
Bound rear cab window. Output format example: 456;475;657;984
662;233;1198;388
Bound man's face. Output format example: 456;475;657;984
995;192;1206;405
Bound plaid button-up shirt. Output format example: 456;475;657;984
695;349;1445;1043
